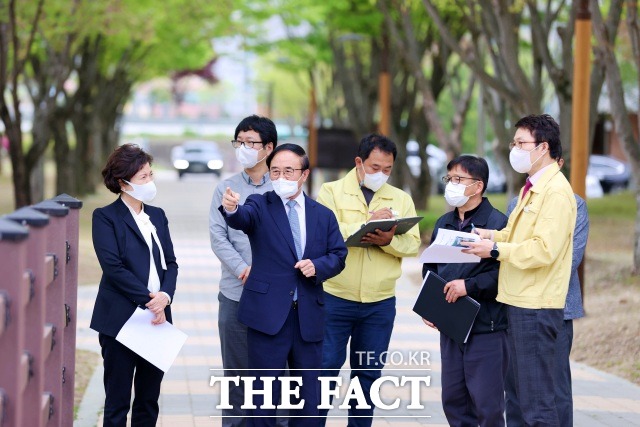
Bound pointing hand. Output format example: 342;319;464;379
222;187;240;212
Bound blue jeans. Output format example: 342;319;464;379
506;306;563;427
319;293;396;427
505;319;574;427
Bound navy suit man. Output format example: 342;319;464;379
220;143;347;427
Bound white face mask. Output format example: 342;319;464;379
272;176;302;199
235;145;265;169
444;182;476;207
123;180;157;203
359;164;389;192
509;144;545;174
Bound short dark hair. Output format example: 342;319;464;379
447;155;489;195
102;144;153;194
266;143;310;170
357;133;397;161
234;115;278;148
514;114;562;160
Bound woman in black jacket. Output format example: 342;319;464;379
91;144;178;426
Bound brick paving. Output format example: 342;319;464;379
74;172;640;427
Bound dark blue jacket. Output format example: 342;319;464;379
422;197;508;334
220;191;347;342
90;198;178;337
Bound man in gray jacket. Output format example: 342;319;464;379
209;115;276;426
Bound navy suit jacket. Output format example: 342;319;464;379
90;198;178;337
220;191;347;342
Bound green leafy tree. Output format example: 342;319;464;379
16;0;234;202
421;0;608;195
0;0;45;207
591;0;640;274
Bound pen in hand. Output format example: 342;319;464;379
368;207;398;218
471;223;478;235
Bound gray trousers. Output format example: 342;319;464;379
218;292;288;427
505;319;574;427
505;306;564;427
218;292;249;427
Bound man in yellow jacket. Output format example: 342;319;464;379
316;133;420;426
463;114;577;427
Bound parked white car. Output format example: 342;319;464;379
171;140;224;179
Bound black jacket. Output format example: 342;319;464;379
90;198;178;337
422;197;508;335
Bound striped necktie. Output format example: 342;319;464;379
286;199;301;302
286;199;302;260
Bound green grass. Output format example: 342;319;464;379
586;190;635;220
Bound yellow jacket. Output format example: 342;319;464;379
317;168;421;302
494;163;577;308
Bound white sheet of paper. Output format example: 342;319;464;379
419;228;481;263
116;307;188;372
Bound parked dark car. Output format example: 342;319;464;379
588;154;631;193
171;140;224;178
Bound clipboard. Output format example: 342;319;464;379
412;270;480;344
345;216;422;247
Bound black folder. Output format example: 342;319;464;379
344;216;422;247
412;270;481;344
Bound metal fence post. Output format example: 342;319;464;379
32;200;69;427
5;207;50;427
1;195;81;427
52;194;83;427
0;218;29;427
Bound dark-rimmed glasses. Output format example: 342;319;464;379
270;167;304;179
231;140;263;149
509;140;539;150
442;175;478;185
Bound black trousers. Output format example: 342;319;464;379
99;333;164;427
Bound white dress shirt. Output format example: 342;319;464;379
529;162;556;185
123;200;171;303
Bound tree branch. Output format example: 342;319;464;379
421;0;521;107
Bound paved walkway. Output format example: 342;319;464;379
74;173;640;426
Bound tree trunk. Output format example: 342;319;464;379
557;97;573;167
4;118;30;207
71;102;95;196
51;108;73;194
29;103;51;202
484;89;522;199
0;0;45;208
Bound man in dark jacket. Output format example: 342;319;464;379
422;155;508;427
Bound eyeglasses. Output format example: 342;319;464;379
509;140;539;150
270;167;304;179
442;175;478;185
231;140;263;149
